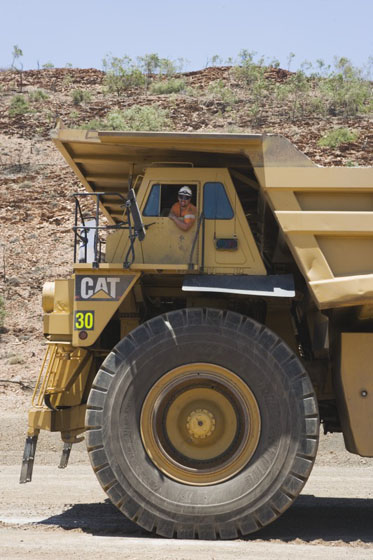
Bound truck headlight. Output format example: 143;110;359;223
42;282;55;313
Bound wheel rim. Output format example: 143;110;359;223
140;363;261;485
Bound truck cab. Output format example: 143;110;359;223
106;166;265;273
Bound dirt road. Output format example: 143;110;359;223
0;396;372;560
1;463;373;559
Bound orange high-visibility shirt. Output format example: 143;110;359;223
170;202;197;226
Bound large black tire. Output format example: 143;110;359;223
86;308;319;539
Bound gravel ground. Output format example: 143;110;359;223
0;391;372;558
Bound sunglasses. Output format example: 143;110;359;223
178;195;191;200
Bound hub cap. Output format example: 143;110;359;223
140;363;261;485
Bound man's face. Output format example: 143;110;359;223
178;194;191;208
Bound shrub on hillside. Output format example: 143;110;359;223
8;94;30;116
231;50;267;87
82;105;172;131
150;78;186;95
319;68;372;116
275;70;312;119
71;89;92;105
318;127;359;148
138;54;186;91
207;80;238;105
230;52;372;120
29;89;49;102
102;55;145;96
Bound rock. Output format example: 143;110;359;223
7;276;21;286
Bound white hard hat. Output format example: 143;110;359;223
178;186;192;197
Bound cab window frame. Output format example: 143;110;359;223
142;183;198;217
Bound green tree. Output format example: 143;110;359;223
159;57;180;76
232;50;266;86
11;45;24;92
138;53;161;91
276;70;312;120
318;58;372;116
102;55;144;96
11;45;23;68
287;52;295;71
207;54;223;67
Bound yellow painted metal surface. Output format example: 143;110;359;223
28;405;86;441
338;333;373;456
27;343;93;440
140;363;261;485
52;126;310;226
52;125;373;309
106;167;266;274
42;272;141;346
43;279;74;337
38;126;373;459
258;166;373;309
72;268;141;346
32;344;92;409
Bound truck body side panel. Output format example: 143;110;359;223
337;333;373;456
256;165;373;309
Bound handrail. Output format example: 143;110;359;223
188;212;204;271
73;192;128;267
73;190;146;269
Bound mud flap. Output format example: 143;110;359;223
58;442;73;469
19;435;38;484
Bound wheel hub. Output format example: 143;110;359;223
186;409;216;439
140;363;261;486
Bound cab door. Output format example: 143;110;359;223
140;181;200;266
200;170;266;274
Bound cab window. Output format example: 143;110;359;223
203;182;233;219
143;184;197;217
143;184;160;216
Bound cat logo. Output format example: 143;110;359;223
75;275;134;301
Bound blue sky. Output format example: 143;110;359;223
1;0;372;73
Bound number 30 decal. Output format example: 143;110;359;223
74;311;94;330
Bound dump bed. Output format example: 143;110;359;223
52;125;373;309
259;164;373;308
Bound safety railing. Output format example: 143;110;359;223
73;190;146;268
73;192;127;267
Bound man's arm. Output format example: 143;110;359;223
169;213;195;231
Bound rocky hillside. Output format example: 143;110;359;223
0;64;372;393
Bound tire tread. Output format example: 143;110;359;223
86;307;319;540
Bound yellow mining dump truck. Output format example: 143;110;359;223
21;124;373;539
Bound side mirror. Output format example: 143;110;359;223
127;188;146;241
